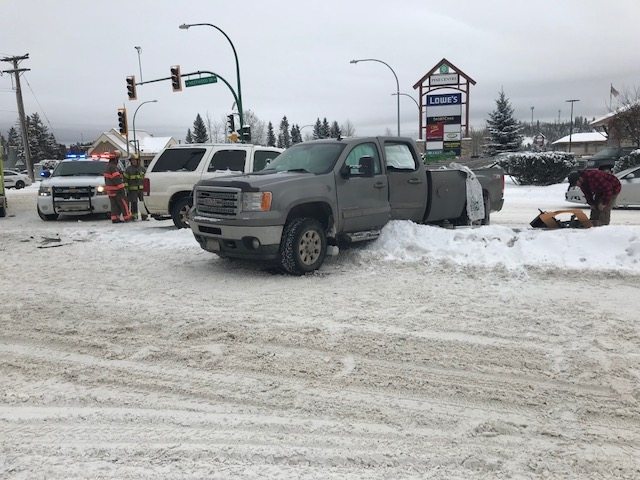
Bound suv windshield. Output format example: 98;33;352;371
592;147;626;159
262;143;346;174
52;161;108;177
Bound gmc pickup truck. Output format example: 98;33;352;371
189;136;504;274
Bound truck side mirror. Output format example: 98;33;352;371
340;163;351;179
359;156;375;177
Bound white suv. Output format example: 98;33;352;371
3;169;32;189
144;143;282;228
37;159;110;220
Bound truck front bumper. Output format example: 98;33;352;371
190;214;283;260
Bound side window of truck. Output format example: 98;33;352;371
384;143;418;171
207;150;247;172
151;148;206;172
253;150;281;171
343;143;381;176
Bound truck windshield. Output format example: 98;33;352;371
52;161;108;177
261;143;346;174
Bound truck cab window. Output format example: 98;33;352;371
384;143;418;171
344;143;381;176
208;150;247;172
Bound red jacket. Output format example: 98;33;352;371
579;169;621;206
104;162;126;198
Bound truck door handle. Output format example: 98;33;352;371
373;182;386;189
407;178;422;184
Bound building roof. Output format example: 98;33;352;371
87;129;177;157
590;102;639;127
552;132;607;145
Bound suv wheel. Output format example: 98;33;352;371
171;196;192;229
37;206;58;221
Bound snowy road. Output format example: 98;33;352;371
1;184;640;479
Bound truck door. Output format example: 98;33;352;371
384;141;428;222
336;142;390;232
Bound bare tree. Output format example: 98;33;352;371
243;110;266;145
609;87;640;147
340;119;356;137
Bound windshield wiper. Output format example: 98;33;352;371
284;168;311;173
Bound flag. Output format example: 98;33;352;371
610;84;620;97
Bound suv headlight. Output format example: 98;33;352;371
586;160;595;167
96;185;106;195
38;186;52;197
242;192;272;212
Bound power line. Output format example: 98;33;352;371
23;75;57;138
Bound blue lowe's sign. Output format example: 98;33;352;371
426;93;462;106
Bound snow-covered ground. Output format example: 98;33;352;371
1;181;639;479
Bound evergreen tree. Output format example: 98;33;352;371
185;128;193;144
266;122;276;147
484;89;523;155
192;113;209;143
312;118;322;139
320;118;331;138
290;124;302;144
278;116;291;148
329;121;342;138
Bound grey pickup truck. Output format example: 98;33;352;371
189;136;504;274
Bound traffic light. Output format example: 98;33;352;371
226;114;235;134
126;75;137;100
117;108;128;135
240;125;251;143
170;65;182;92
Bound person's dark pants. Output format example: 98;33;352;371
590;194;618;226
109;190;132;222
127;191;147;220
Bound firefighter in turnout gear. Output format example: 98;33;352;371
124;155;148;220
104;153;132;223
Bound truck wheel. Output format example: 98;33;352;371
481;194;491;225
279;217;327;275
171;196;192;229
37;206;58;221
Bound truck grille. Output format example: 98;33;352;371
195;187;240;217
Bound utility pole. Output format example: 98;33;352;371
530;106;534;129
1;54;33;181
566;99;580;154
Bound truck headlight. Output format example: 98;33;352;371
96;185;106;195
38;186;52;197
242;192;272;212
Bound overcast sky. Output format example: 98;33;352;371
2;0;639;144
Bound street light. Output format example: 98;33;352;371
566;99;580;154
350;58;400;136
134;46;143;82
132;100;158;158
179;22;244;131
392;92;420;132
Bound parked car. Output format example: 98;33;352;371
2;169;32;189
565;165;640;207
574;146;636;171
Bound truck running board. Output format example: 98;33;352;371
345;230;381;243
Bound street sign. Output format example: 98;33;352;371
185;76;218;87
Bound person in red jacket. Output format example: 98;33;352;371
568;169;621;226
104;154;132;223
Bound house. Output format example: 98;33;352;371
87;129;177;166
551;132;608;156
590;103;639;147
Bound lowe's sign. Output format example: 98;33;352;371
426;93;462;106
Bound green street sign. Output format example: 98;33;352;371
185;76;218;87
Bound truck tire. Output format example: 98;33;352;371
481;194;491;225
171;196;192;229
279;217;327;275
37;206;58;221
